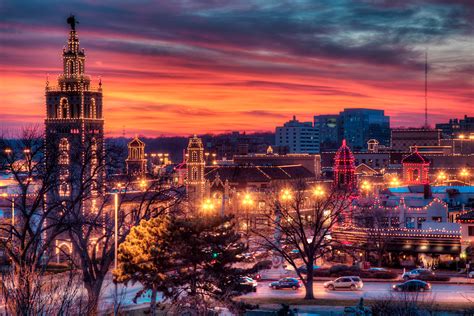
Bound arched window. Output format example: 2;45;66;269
191;151;197;162
192;167;198;181
90;98;96;118
59;138;69;165
78;61;84;74
412;169;419;181
68;60;75;75
59;98;69;118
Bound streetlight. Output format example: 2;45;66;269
312;186;325;198
437;171;447;184
114;191;119;316
389;177;400;187
459;168;470;184
280;189;292;202
241;193;254;248
360;180;371;195
201;199;215;213
139;179;146;191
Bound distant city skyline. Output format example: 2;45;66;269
1;1;472;136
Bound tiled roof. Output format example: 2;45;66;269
205;165;314;184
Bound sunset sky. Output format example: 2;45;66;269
1;0;472;137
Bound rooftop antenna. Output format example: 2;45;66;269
122;125;126;138
424;50;429;129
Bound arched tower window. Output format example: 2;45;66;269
192;167;198;181
191;151;197;162
90;98;96;118
59;98;69;119
59;138;69;165
59;138;70;197
78;61;84;74
68;60;75;75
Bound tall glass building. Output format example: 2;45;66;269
339;108;390;151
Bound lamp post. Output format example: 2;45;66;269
114;192;119;316
389;177;400;187
312;186;325;222
201;198;215;214
459;168;470;185
242;193;254;248
360;180;371;196
437;171;447;185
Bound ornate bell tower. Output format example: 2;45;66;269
126;136;147;177
45;16;104;201
186;135;205;202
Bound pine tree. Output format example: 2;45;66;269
113;215;175;315
169;214;253;313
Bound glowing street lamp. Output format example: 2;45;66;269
139;179;146;191
242;193;254;207
201;199;215;213
389;177;400;187
459;168;470;184
241;193;254;247
437;171;447;184
312;186;325;198
280;189;292;202
360;180;371;194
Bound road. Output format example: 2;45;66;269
3;279;471;315
242;280;474;304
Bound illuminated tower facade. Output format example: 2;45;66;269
126;136;147;177
333;139;355;191
45;16;104;202
186;135;205;202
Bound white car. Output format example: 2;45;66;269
324;276;363;291
469;271;474;279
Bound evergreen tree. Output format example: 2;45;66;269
114;215;176;316
170;214;252;313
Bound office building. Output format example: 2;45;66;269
339;108;390;151
275;116;319;154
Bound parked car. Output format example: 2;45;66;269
238;276;257;292
469;271;474;279
392;280;431;292
324;276;363;291
289;249;300;259
402;268;434;280
368;267;388;272
296;265;320;274
269;278;302;290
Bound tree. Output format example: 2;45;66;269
168;214;253;314
354;204;392;267
252;182;352;300
59;137;184;314
114;215;176;316
0;127;87;315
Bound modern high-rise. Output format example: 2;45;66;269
275;116;320;154
339;108;390;151
314;114;339;151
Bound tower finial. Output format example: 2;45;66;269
67;15;78;31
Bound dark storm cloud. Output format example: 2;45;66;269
1;0;472;69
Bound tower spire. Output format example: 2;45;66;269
424;50;429;129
